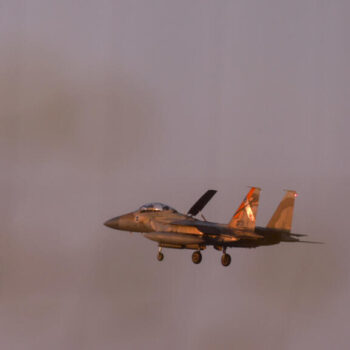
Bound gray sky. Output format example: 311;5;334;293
1;1;349;349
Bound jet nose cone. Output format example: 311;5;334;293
104;217;120;229
104;213;135;231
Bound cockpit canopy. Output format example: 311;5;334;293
139;202;177;213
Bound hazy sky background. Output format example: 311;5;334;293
1;1;349;349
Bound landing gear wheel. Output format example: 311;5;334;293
192;250;202;264
157;252;164;261
221;253;231;267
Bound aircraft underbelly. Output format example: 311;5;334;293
143;232;204;245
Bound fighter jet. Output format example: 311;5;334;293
104;187;314;266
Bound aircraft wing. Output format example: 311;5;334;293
170;219;263;239
184;221;225;235
150;217;223;235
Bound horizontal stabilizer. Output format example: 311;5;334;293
297;240;324;244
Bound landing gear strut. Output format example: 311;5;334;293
221;247;231;267
192;250;202;264
157;247;164;261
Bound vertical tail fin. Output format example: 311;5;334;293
229;187;261;230
267;190;298;232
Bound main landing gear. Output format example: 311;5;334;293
157;247;164;261
192;250;202;264
221;247;231;267
156;246;230;267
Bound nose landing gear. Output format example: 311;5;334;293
192;250;202;264
157;247;164;261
